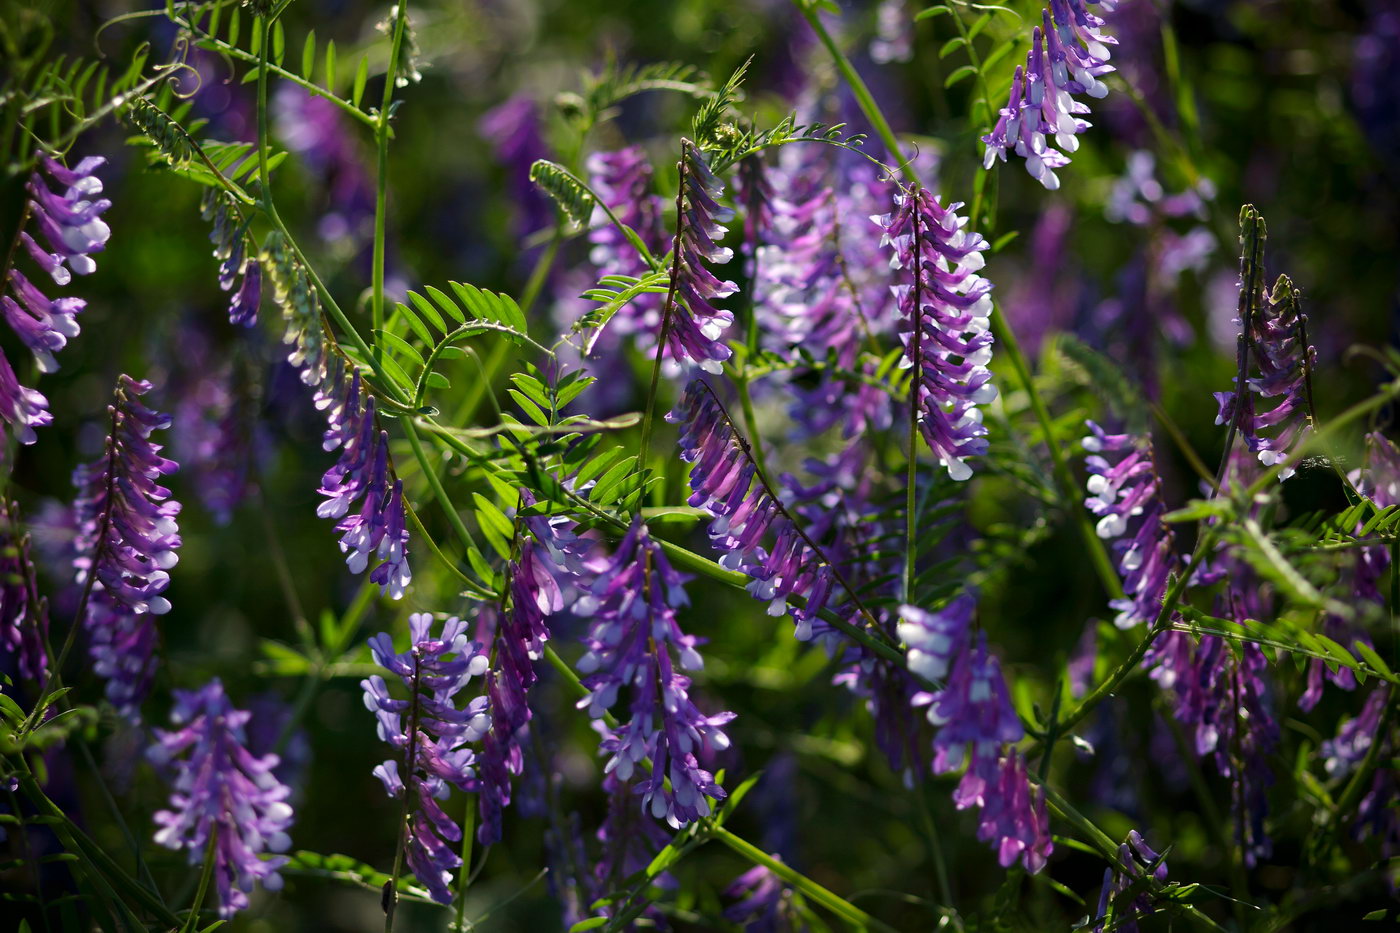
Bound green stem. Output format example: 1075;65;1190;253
256;13;274;211
180;829;219;933
402;418;484;558
372;0;410;341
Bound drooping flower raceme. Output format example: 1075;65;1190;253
149;679;294;918
24;155;112;278
576;518;735;828
919;632;1052;872
72;376;182;719
361;613;491;904
477;530;571;845
663;144;737;373
201;189;261;327
0;154;109;444
982;1;1119;189
0;499;47;682
317;368;411;597
1082;421;1177;629
668;379;839;643
875;188;997;481
1214;275;1314;479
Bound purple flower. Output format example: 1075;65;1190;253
0;500;48;682
1082;421;1176;629
665;144;737;373
924;633;1024;777
261;231;332;389
981;2;1119;189
577;519;734;827
915;631;1052;872
1092;830;1168;932
1214;276;1314;479
316;370;411;597
2;269;84;374
1322;688;1387;778
149;679;295;918
870;0;914;64
724;863;805;932
584;146;668;346
72;376;181;719
897;595;974;683
479;95;554;241
0;344;53;446
477;537;565;845
201;190;262;327
973;750;1053;874
25;156;111;277
274;85;375;250
875;188;996;481
362;613;491;904
668;379;838;642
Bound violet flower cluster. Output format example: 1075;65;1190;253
201;189;262;327
1214;276;1315;479
576;518;734;827
875;187;997;481
476;536;563;844
1092;830;1168;933
72;376;182;719
317;369;411;597
982;0;1119;189
1082;421;1177;629
362;613;491;904
1;155;110;443
149;679;295;918
668;379;838;643
0;499;47;682
666;144;737;373
906;599;1052;873
586;145;667;346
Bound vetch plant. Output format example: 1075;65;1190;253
1;1;1397;930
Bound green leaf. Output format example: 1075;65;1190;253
350;56;369;109
374;329;426;367
1354;641;1394;679
390;302;435;346
944;65;978;88
425;371;450;389
529;160;595;229
406;290;448;332
301;31;316;78
425;285;466;324
939;37;967;59
569;920;608;932
915;5;952;20
324;40;337;92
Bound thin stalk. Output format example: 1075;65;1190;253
637;142;691;483
179;830;219;933
913;783;955;915
519;224;564;316
372;0;410;341
791;1;906;177
453;800;476;931
1213;207;1266;496
256;14;274;211
402;419;484;557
